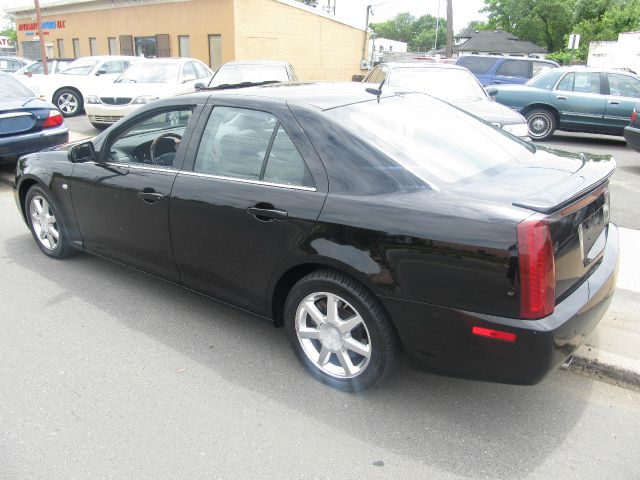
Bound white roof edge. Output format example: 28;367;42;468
270;0;365;32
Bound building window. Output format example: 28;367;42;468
108;37;117;55
89;37;97;56
135;36;156;57
179;35;190;57
208;34;222;69
72;38;80;58
57;38;65;57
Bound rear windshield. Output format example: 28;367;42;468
457;56;496;75
527;69;564;89
329;93;529;186
209;64;289;87
0;74;34;97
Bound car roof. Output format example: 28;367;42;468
377;62;466;71
221;60;291;66
557;65;640;76
69;55;139;61
459;55;556;63
208;81;413;110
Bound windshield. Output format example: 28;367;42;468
526;69;564;89
389;67;487;101
61;60;99;75
116;63;181;83
209;64;289;87
329;93;529;186
0;74;35;97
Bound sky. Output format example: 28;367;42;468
2;0;488;33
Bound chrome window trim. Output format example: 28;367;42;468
0;111;32;119
179;170;317;192
85;161;177;174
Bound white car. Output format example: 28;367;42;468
29;55;141;117
13;58;74;77
85;58;213;129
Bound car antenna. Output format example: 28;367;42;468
365;79;385;103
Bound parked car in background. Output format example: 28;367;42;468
490;66;640;140
13;58;74;77
0;72;68;163
208;60;297;89
29;55;141;117
363;62;529;138
13;83;617;392
624;104;640;152
456;55;559;86
0;55;33;73
85;58;213;129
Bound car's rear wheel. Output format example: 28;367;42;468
526;108;557;140
54;88;83;117
26;185;75;259
284;270;398;391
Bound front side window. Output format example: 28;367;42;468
101;61;127;74
107;109;193;168
607;73;640;98
194;106;312;187
496;60;530;78
182;62;198;82
557;72;601;94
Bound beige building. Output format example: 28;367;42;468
9;0;368;80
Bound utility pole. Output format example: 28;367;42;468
433;0;441;52
445;0;453;58
34;0;48;74
361;4;372;69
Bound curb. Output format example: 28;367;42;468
570;349;640;392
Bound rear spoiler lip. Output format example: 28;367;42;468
513;158;616;214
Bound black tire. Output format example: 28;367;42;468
284;269;399;392
53;88;83;117
525;108;557;141
25;185;76;259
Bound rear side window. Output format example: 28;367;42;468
607;73;640;98
457;56;496;75
496;60;530;78
194;106;313;187
557;72;601;94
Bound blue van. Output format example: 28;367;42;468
456;55;559;86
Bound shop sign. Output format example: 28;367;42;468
0;36;15;47
18;20;66;32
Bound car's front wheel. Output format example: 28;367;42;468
54;88;83;117
284;270;399;391
526;108;557;140
26;185;75;259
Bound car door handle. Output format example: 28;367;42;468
556;95;567;100
137;191;165;203
493;80;501;84
608;100;620;105
247;206;288;221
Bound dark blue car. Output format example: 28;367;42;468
456;55;559;86
0;72;69;163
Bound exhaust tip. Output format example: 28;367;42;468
560;355;574;370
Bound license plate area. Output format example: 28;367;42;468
578;207;606;266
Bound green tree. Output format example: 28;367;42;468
1;14;16;44
370;13;447;51
482;0;576;52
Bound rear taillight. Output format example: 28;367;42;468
631;110;637;123
43;110;63;128
517;215;555;319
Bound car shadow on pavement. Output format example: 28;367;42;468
2;230;594;479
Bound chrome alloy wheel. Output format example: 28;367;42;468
57;93;78;115
29;195;59;251
527;112;552;139
295;292;372;379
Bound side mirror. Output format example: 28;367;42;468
95;69;107;76
69;141;96;163
194;82;206;91
486;87;498;98
26;71;33;77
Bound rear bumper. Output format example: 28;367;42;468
624;125;640;153
381;223;619;385
0;125;69;161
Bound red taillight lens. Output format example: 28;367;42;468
472;326;517;342
43;110;63;128
517;215;555;319
631;110;637;123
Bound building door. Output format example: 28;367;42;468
155;34;170;57
208;34;222;69
119;35;134;56
20;41;40;60
135;36;156;57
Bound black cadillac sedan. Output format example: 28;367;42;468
0;72;69;163
13;83;618;391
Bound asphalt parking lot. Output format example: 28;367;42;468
1;119;639;478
